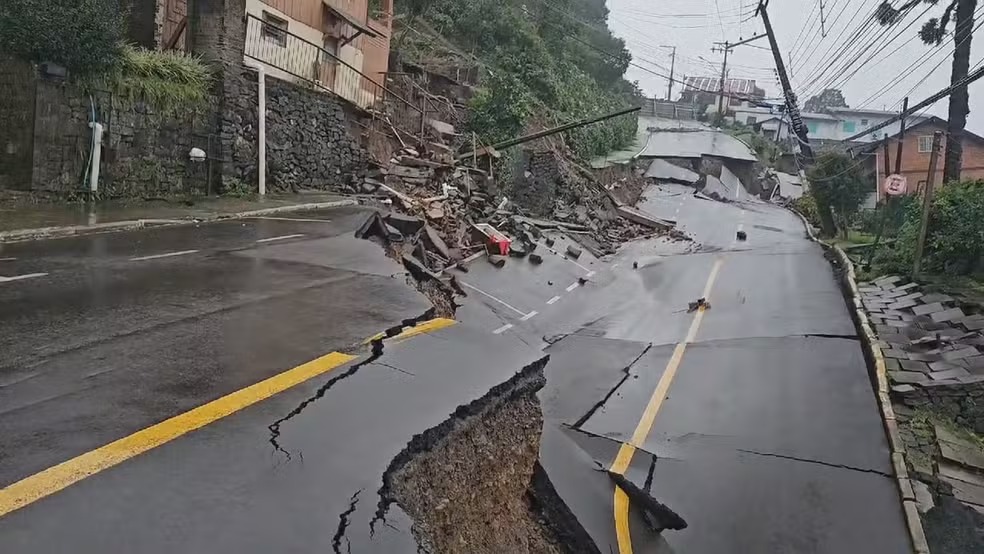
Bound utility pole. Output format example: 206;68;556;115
757;0;815;165
894;96;909;175
913;131;943;275
712;41;731;116
661;45;677;101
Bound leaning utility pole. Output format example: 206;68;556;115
661;45;677;101
894;97;909;175
712;41;731;116
757;0;815;165
913;131;943;274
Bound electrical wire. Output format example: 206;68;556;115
792;0;882;86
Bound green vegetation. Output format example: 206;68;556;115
0;0;126;77
868;180;984;276
395;0;642;159
806;151;870;238
85;46;212;115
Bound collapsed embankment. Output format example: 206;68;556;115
371;356;600;554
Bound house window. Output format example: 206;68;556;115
861;118;869;126
746;116;757;125
918;135;934;153
843;121;856;133
261;11;288;47
807;122;819;134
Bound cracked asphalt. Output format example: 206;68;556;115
0;185;910;553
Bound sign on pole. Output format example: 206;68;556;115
883;174;907;197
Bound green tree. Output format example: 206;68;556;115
0;0;125;77
876;0;978;183
803;88;849;113
807;151;870;238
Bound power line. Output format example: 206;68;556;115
788;1;823;64
792;0;882;86
791;0;851;69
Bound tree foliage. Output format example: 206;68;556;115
399;0;641;159
803;88;849;113
876;0;977;183
807;151;871;237
0;0;126;77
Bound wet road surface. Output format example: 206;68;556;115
0;187;910;552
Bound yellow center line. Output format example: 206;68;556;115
0;318;456;519
609;258;724;554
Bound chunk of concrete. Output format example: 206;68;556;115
616;205;674;230
385;212;425;236
643;159;700;184
529;253;543;265
566;244;582;259
487;254;507;268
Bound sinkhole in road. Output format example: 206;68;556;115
364;356;601;554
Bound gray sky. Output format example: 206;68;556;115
606;0;984;134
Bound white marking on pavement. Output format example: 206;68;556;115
493;323;513;334
460;281;528;316
130;250;199;262
547;295;561;305
0;258;16;262
566;282;579;292
0;272;47;283
251;216;332;223
256;234;305;243
520;311;538;321
612;263;620;269
586;271;596;278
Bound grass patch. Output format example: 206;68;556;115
84;45;212;115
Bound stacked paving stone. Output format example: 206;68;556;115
860;275;984;387
863;275;984;520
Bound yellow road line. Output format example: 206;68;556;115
0;318;456;519
610;258;724;553
364;317;456;344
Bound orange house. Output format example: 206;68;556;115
143;0;393;110
858;117;984;202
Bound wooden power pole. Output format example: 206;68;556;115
757;0;815;165
712;41;731;116
662;45;677;101
913;131;944;275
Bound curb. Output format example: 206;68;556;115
0;199;359;244
789;207;931;554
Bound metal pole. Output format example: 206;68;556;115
913;131;943;275
894;96;908;175
717;43;730;116
664;46;676;101
257;65;266;196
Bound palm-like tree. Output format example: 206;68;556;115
877;0;978;183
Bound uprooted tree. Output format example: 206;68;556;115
876;0;978;183
806;151;870;238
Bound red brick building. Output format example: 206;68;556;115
858;117;984;202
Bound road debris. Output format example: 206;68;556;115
604;470;689;533
687;297;711;313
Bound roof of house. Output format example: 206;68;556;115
826;107;899;116
800;112;839;121
853;116;984;153
681;77;761;95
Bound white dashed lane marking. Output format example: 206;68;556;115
129;250;199;262
566;282;579;292
520;311;538;321
493;323;513;335
547;295;562;305
256;234;305;243
0;272;48;283
460;281;529;316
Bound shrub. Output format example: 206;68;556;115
911;180;984;274
85;46;212;115
0;0;126;77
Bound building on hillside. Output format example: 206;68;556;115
679;77;766;116
851;116;984;202
129;0;393;110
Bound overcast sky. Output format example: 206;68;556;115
606;0;984;134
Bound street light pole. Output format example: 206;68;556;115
661;45;677;101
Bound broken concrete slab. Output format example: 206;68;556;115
933;308;966;323
921;293;955;304
643;159;700;183
616;205;674;230
912;479;935;513
565;245;582;259
386;212;426;236
943;347;980;362
422;225;451;261
900;359;931;372
913;302;946;316
930;368;971;381
889;371;930;384
937;426;984;472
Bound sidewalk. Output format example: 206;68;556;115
0;192;357;242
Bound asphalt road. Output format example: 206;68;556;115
0;185;910;553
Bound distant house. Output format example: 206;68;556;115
679;77;766;116
852;116;984;202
